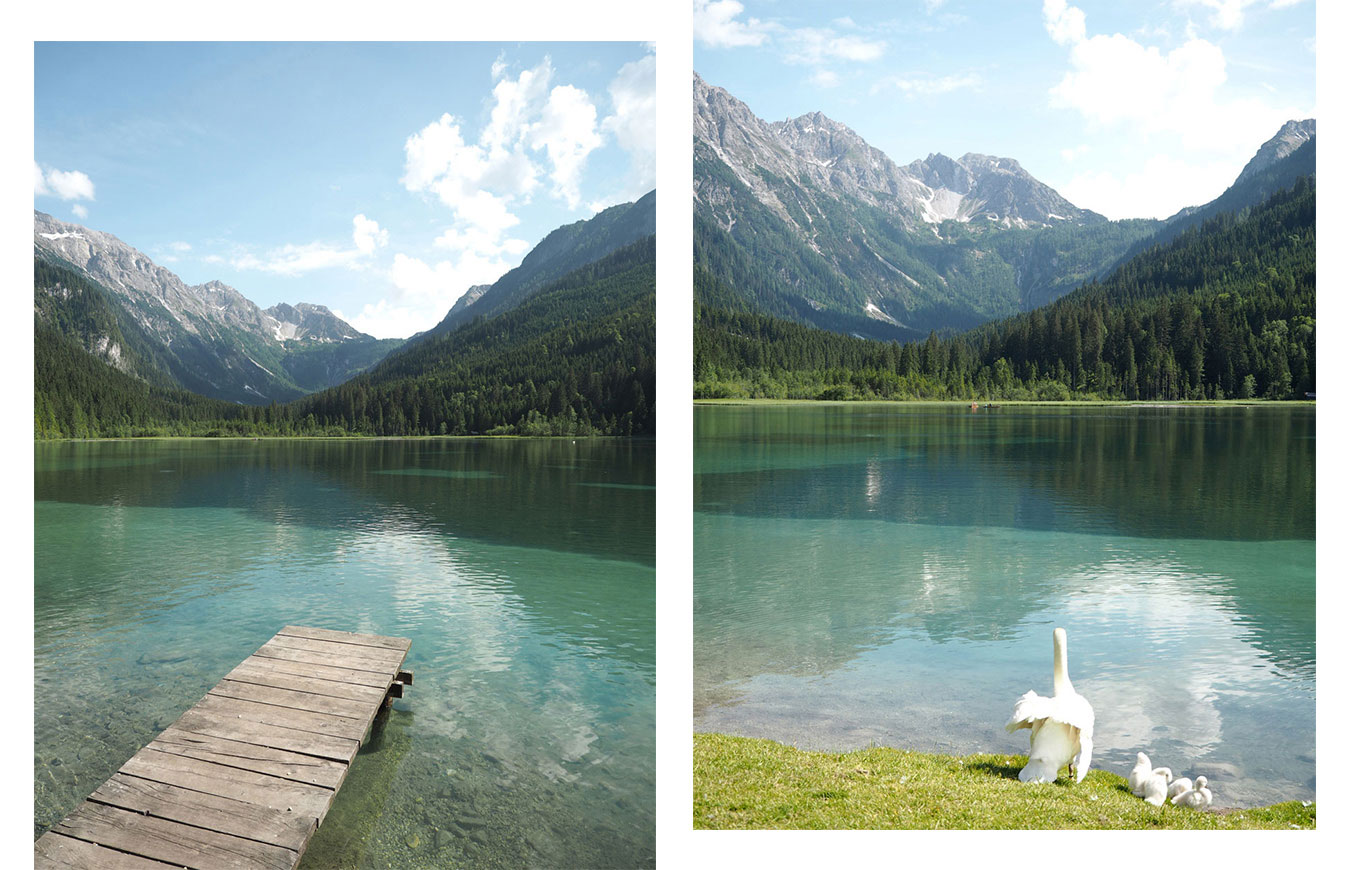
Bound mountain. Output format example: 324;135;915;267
293;235;656;436
1134;120;1316;258
693;73;1158;340
411;190;656;346
696;176;1314;403
34;211;401;403
1234;119;1314;187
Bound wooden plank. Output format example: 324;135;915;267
35;832;178;869
89;773;315;853
52;802;296;870
243;649;397;686
252;641;401;677
171;707;360;763
36;627;411;870
191;694;371;743
223;660;387;702
121;749;333;821
265;634;407;666
150;727;348;789
209;679;374;722
278;625;411;652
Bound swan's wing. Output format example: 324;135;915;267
1054;690;1095;735
1005;690;1054;732
1073;730;1093;782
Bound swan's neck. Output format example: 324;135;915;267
1054;633;1073;695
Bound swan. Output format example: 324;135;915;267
1128;752;1154;796
1172;776;1212;809
1142;768;1173;806
1005;627;1096;783
1167;776;1193;801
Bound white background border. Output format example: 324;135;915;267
4;1;1340;866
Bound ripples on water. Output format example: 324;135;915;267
35;438;654;868
694;404;1314;808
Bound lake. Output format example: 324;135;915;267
694;403;1314;809
34;437;654;868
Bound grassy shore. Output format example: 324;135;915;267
693;734;1314;830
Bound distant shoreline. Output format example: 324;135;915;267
34;434;647;444
694;398;1315;408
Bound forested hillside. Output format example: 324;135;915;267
292;236;655;436
696;177;1314;402
37;236;655;439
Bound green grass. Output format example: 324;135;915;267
693;734;1315;830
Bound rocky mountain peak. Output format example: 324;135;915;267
693;72;1102;230
1235;118;1315;186
905;153;973;194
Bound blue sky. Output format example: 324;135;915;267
694;0;1316;221
34;42;655;338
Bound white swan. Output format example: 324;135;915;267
1143;768;1173;806
1128;752;1154;796
1172;776;1212;809
1167;776;1193;800
1005;627;1096;783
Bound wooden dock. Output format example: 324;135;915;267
35;625;413;870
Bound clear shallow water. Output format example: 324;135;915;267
35;438;654;868
694;404;1314;808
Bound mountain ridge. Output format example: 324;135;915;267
34;210;399;403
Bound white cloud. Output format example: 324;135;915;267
810;69;841;89
337;248;520;338
230;214;388;276
352;214;388;254
434;221;529;259
202;254;225;265
335;299;435;342
71;204;88;219
239;242;363;276
1043;0;1087;45
1176;0;1311;30
1044;1;1309;216
1060;144;1091;162
694;0;770;48
783;28;885;65
168;241;192;253
528;84;603;209
1060;154;1241;219
870;72;982;97
34;164;96;201
601;54;657;195
483;58;554;153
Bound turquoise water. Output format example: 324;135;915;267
694;404;1314;808
35;438;654;868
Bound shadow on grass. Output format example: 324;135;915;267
966;759;1023;781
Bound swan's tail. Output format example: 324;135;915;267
1018;757;1059;784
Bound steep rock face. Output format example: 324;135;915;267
443;284;492;320
692;72;1151;340
1235;119;1315;186
34;211;393;403
263;302;371;342
694;72;1100;232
